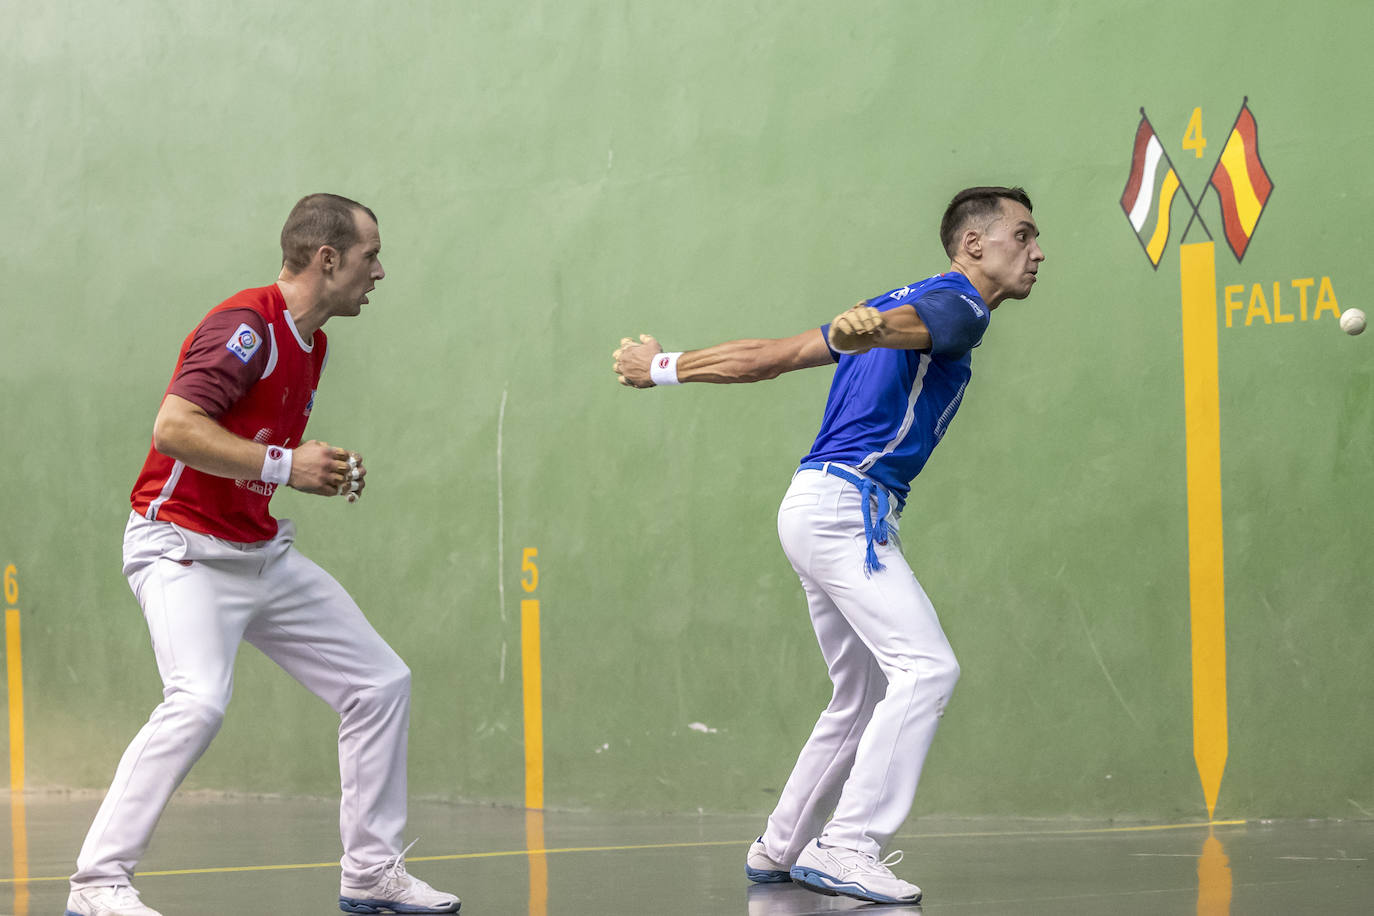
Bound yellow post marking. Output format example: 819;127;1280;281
1197;828;1234;915
525;809;547;916
521;598;545;810
9;792;27;916
519;549;547;916
6;609;24;796
1180;242;1229;820
4;564;27;915
3;565;21;794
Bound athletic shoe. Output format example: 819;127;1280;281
789;838;922;904
339;840;460;914
65;884;163;916
745;836;792;883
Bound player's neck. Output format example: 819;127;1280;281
947;262;1005;311
275;273;330;338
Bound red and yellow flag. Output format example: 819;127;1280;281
1209;101;1273;261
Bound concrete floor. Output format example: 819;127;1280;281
1;794;1370;915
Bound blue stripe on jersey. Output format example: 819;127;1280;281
801;272;989;508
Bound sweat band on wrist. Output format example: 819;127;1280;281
261;446;293;485
649;351;683;386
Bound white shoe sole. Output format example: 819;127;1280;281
339;896;461;914
745;862;792;884
789;864;921;905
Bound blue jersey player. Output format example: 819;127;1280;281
613;187;1044;905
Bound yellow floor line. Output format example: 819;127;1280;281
0;819;1247;884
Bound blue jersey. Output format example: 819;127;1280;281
801;272;990;509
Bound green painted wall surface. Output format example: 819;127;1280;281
2;0;1371;822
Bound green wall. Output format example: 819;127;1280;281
3;0;1371;822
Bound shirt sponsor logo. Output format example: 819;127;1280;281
889;286;913;300
226;323;263;364
305;390;316;415
959;294;986;318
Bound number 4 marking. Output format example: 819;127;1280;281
1183;107;1207;158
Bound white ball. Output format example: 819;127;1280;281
1340;308;1366;336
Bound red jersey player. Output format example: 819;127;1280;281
129;281;332;541
66;195;461;916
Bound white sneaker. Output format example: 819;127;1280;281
65;884;163;916
789;838;922;904
339;840;460;914
745;836;792;883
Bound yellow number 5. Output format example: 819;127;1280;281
521;548;538;593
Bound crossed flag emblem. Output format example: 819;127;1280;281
1121;99;1274;268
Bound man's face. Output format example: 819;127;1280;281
978;200;1044;304
329;209;384;316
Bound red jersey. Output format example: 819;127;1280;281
131;284;328;542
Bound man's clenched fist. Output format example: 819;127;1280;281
613;333;662;388
828;302;884;354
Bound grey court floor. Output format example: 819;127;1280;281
0;794;1369;915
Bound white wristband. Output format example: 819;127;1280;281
649;351;683;386
261;445;293;485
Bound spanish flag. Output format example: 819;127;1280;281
1210;100;1273;261
1121;115;1183;268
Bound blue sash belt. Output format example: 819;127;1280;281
798;462;891;576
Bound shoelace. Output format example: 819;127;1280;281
877;850;904;869
99;885;143;904
380;837;421;880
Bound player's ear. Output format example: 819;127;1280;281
961;228;982;260
316;244;340;274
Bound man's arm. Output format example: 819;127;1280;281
152;394;357;496
613;328;834;388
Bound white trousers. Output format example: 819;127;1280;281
762;467;960;863
72;513;412;888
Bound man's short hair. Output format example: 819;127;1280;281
940;187;1033;258
280;193;378;274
